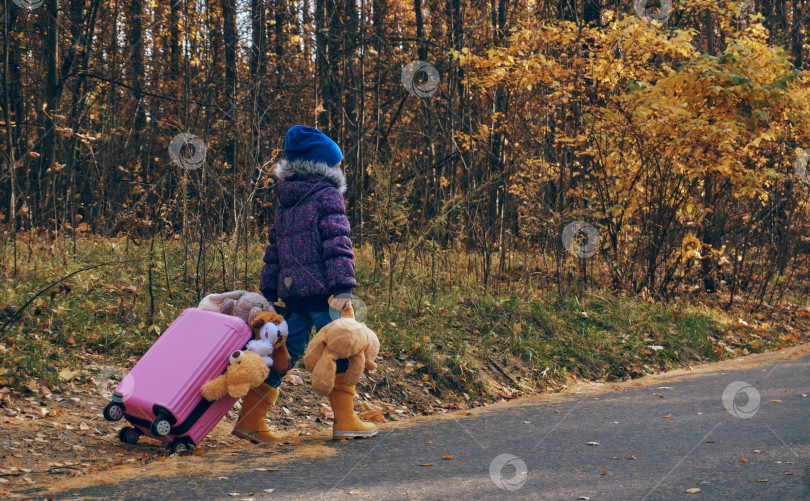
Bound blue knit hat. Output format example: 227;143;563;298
284;125;343;167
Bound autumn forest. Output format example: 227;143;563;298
2;0;810;308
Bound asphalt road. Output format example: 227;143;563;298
46;351;810;500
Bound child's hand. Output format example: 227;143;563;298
329;296;352;311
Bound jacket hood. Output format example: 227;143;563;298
274;159;347;194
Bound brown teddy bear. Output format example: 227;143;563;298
200;350;269;400
249;312;291;373
302;302;380;397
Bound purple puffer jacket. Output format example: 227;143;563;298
259;159;356;311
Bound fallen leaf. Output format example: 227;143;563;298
442;455;453;460
419;463;434;466
601;471;607;475
753;449;765;453
282;374;304;386
662;414;672;418
686;488;701;494
587;442;599;446
358;401;387;423
320;406;334;420
25;406;49;418
756;479;768;483
740;459;748;463
58;368;79;382
263;490;274;493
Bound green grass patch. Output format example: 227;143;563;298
0;236;797;402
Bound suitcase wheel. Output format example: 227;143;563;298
118;426;141;445
168;439;194;455
150;417;172;437
103;402;125;422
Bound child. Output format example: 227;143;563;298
231;125;378;443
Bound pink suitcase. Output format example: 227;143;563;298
103;308;253;453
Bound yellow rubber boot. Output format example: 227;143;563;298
232;383;285;444
328;373;378;440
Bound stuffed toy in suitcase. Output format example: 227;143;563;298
103;308;257;453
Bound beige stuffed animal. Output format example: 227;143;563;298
302;300;380;397
197;291;274;325
200;350;269;401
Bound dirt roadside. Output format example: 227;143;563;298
3;342;810;499
0;351;504;500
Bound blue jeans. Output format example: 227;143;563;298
265;310;349;388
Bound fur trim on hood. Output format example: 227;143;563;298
274;159;347;194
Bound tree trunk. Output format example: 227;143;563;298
38;0;61;228
791;0;805;69
170;0;182;79
414;0;427;60
221;0;238;168
273;0;286;62
315;0;340;134
3;5;18;273
701;10;717;293
127;0;146;170
583;0;600;25
250;0;266;78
